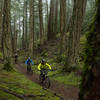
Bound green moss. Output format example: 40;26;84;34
52;72;81;86
3;62;13;71
0;52;3;59
0;69;60;100
80;35;86;45
0;64;3;69
79;3;100;99
0;90;21;100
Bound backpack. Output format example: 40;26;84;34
27;59;31;65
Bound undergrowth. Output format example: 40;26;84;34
0;67;60;100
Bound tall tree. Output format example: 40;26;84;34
39;0;44;44
78;0;100;100
18;0;21;49
60;0;66;55
22;1;25;49
45;0;48;39
46;0;48;23
25;0;28;49
0;0;3;50
47;0;55;41
2;0;12;70
54;0;59;36
29;0;34;57
67;0;87;63
14;15;17;53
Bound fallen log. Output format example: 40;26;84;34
0;87;24;98
0;87;45;100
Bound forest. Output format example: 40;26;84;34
0;0;100;100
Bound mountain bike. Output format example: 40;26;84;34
39;69;51;88
15;59;17;64
27;65;33;75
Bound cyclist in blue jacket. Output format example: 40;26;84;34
25;57;34;73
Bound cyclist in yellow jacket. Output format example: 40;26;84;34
38;59;51;75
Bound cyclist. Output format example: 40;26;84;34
38;59;51;77
15;53;18;64
25;57;34;73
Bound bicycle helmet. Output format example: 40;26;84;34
41;59;46;64
28;57;31;59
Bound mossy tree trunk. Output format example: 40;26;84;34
78;0;100;100
47;0;55;41
0;7;2;49
54;0;59;38
60;0;66;55
39;0;44;44
68;0;87;64
2;0;12;71
45;0;48;38
0;0;3;50
14;15;17;53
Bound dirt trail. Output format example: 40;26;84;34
16;64;79;100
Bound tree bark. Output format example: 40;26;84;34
0;9;2;49
29;0;34;57
0;0;3;51
22;2;25;49
45;0;48;40
68;0;87;63
60;0;66;55
54;0;59;36
78;1;100;100
18;0;21;49
2;0;12;70
25;0;28;49
39;0;44;44
46;0;48;21
14;15;17;53
47;0;55;41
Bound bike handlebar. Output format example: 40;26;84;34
38;69;52;71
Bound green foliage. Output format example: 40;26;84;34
41;50;48;57
82;0;96;34
56;54;82;72
52;72;81;86
80;35;86;45
3;58;13;71
0;64;3;69
0;90;21;100
56;33;60;38
0;70;60;100
96;0;99;5
0;52;3;59
56;54;66;63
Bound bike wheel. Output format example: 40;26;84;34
43;76;50;88
30;69;33;75
27;67;29;74
15;60;17;64
39;74;43;83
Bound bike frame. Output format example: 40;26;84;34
39;69;50;88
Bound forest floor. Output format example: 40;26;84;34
16;38;84;100
16;63;79;100
0;65;61;100
0;36;85;100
